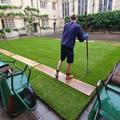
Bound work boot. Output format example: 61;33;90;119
66;73;74;80
55;70;59;79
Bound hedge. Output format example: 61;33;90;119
65;10;120;32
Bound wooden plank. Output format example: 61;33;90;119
12;55;39;67
35;64;95;96
0;48;14;57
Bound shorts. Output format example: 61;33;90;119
61;45;74;63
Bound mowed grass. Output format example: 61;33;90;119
0;37;120;120
0;37;120;85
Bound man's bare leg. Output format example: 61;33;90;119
66;63;74;80
55;60;64;78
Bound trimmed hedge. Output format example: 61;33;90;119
65;10;120;32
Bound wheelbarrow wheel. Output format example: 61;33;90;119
23;87;36;108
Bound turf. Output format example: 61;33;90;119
0;37;120;85
0;37;120;120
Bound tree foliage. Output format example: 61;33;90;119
23;6;40;35
0;5;20;10
77;10;120;31
0;5;24;18
64;16;70;23
65;10;120;32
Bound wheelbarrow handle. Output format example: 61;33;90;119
96;80;105;110
9;72;14;91
23;65;31;86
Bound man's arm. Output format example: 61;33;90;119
77;25;86;42
62;24;67;35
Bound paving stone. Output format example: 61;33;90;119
86;102;95;113
35;64;95;96
43;111;61;120
0;100;61;120
79;111;89;120
12;55;40;67
0;48;14;57
79;97;97;120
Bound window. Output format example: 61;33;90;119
40;0;47;9
99;0;103;12
42;19;49;28
99;0;113;12
31;0;33;7
108;0;113;11
104;0;107;11
78;0;88;15
3;18;15;28
0;0;11;4
52;2;56;10
62;1;69;18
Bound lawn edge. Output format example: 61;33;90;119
36;95;65;120
76;92;96;120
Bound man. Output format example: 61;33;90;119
55;14;88;80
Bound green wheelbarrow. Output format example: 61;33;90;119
0;59;36;116
88;61;120;120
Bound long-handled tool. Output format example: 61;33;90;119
85;11;89;73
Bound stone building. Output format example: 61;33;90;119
0;0;120;36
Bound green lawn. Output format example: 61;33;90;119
0;37;120;120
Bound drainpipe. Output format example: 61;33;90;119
73;0;75;13
36;0;41;34
92;0;95;13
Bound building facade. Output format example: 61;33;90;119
0;0;120;35
0;0;60;34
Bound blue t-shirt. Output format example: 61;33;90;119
61;21;86;48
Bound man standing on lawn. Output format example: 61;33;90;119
55;14;88;80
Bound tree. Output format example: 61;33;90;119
77;10;120;33
24;6;40;35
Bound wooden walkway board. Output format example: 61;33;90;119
12;55;39;67
0;49;95;96
35;65;95;96
0;48;14;57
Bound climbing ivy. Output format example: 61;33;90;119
23;6;40;35
0;5;20;10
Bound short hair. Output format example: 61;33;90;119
71;14;77;20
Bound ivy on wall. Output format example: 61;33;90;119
0;5;21;10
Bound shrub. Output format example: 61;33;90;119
65;10;120;32
5;27;11;33
64;16;70;23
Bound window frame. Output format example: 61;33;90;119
3;18;15;29
78;0;88;15
40;0;47;9
52;2;56;10
0;0;11;4
99;0;113;12
62;1;69;18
